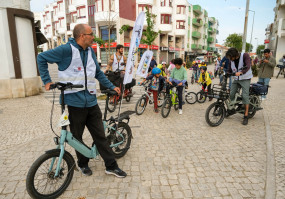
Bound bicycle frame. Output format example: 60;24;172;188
50;86;125;177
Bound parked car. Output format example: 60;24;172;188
195;56;205;64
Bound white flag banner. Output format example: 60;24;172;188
123;12;145;85
136;50;153;78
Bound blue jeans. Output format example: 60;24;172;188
258;78;270;98
258;78;270;86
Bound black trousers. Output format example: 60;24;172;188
202;83;212;98
67;105;118;170
177;86;184;109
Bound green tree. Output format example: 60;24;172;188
140;7;160;49
225;33;254;52
256;45;265;56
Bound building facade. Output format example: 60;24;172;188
265;0;285;60
39;0;219;65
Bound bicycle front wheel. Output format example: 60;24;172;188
197;91;207;103
205;102;226;127
26;150;75;199
186;92;197;104
161;98;172;118
108;122;132;159
135;95;147;115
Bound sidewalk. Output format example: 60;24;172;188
0;66;284;199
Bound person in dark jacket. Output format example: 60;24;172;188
219;55;231;89
37;24;127;178
148;56;157;73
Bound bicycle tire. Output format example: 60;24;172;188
107;122;132;158
135;95;147;115
185;92;197;104
248;95;258;118
276;69;281;79
158;92;166;107
26;150;75;199
106;96;117;113
161;98;172;118
174;96;179;110
197;91;206;103
205;102;226;127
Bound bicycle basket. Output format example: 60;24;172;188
100;72;121;91
207;84;229;100
250;83;268;95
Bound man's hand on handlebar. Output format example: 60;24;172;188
113;87;121;95
235;72;243;76
45;82;54;91
178;82;183;86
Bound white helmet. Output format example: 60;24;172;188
161;61;166;65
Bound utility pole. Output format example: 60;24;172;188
249;10;255;52
242;0;250;52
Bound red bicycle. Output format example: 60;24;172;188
197;83;211;103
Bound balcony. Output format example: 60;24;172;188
159;24;172;32
208;37;214;43
192;31;201;39
207;47;214;51
95;11;118;24
192;18;203;27
209;17;216;23
278;18;285;37
58;10;65;18
216;29;219;34
277;0;285;8
204;10;208;17
176;14;187;21
58;27;66;34
193;5;202;15
137;0;153;4
159;6;173;14
191;44;202;50
175;28;186;36
208;27;215;34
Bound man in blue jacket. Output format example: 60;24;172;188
38;24;126;178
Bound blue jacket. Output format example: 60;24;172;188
37;38;115;108
220;56;230;71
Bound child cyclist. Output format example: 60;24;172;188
167;58;187;115
139;68;165;113
198;66;213;101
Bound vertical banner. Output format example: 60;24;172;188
123;12;145;84
136;50;153;78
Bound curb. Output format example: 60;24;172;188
263;109;276;199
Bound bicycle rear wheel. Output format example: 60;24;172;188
161;98;172;118
205;102;226;127
186;92;197;104
174;96;179;110
197;91;206;103
106;96;117;112
135;95;147;115
157;92;166;107
26;150;75;199
248;95;258;118
107;122;132;159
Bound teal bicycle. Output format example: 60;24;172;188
161;83;180;118
26;82;133;199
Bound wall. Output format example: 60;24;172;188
119;0;136;21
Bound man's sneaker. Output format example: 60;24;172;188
79;166;92;176
242;116;248;125
179;109;183;115
105;168;127;178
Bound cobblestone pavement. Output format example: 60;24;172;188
0;64;283;199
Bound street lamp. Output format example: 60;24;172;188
248;9;255;52
242;0;250;53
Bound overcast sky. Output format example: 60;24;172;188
30;0;276;51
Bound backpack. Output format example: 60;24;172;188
208;71;214;80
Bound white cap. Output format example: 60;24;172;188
162;61;166;64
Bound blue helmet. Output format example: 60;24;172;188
152;67;161;75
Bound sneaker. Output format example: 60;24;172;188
80;166;92;176
105;168;127;178
179;109;183;115
154;109;159;113
242;116;248;125
209;98;213;101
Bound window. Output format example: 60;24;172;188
169;0;172;7
88;5;95;16
138;4;152;13
59;17;64;28
70;12;77;23
176;20;185;29
77;6;86;18
161;14;172;24
95;0;99;12
161;0;165;7
177;5;186;14
53;6;57;15
100;26;116;41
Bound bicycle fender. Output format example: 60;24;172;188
45;149;78;171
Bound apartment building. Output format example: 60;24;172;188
39;0;219;64
265;0;285;60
